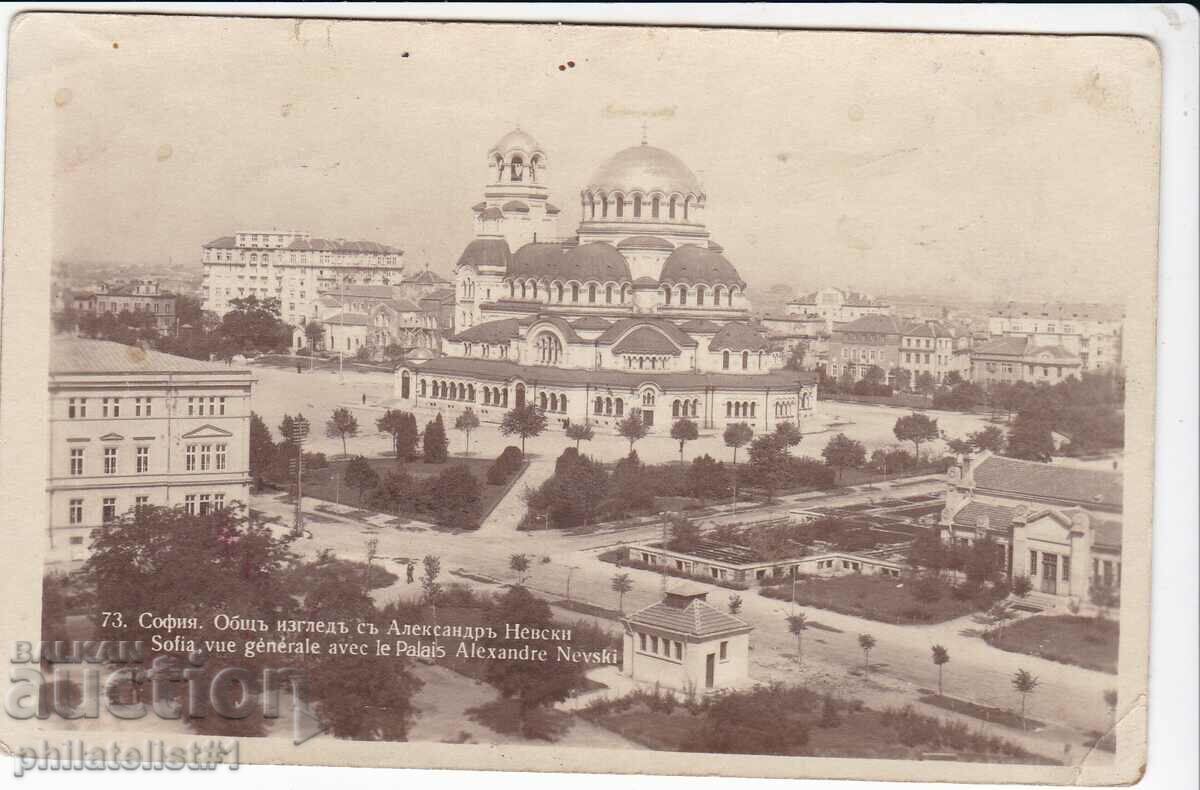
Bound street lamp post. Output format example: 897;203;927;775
566;565;580;602
289;416;311;537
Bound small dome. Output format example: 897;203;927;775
617;235;675;251
489;128;544;159
586;144;704;197
502;200;530;214
661;245;743;286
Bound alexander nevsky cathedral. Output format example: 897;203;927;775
394;128;818;433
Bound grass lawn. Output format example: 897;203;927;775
299;454;522;526
760;573;993;625
983;615;1118;674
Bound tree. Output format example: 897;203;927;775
248;411;276;488
370;468;414;515
617;413;649;453
421;464;483;528
775;421;803;450
454;408;481;456
1011;668;1040;730
671;418;699;464
1005;411;1055;462
893;367;912;392
509;553;531;585
862;365;886;386
665;513;703;553
326;407;359;457
747;432;790;501
857;633;876;677
565;422;594;451
343;456;379;505
724;422;754;507
397;412;420;461
482;585;588;735
1090;578;1120;620
500;403;547;457
893;412;939;460
83;504;297;735
218;295;291;354
969;425;1006;454
1011;574;1033;599
915;371;937;395
931;644;950;697
611;573;633;614
304;320;325;350
728;594;743;615
423;413;449;463
784;343;807;371
911;574;943;611
420;555;442;605
687;454;733;503
821;433;866;483
787;612;808;665
377;409;412;460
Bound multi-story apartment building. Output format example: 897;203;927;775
70;280;178;333
46;337;254;565
826;314;906;384
296;284;443;358
899;320;972;384
201;230;404;328
970;336;1082;386
785;287;892;333
986;302;1123;372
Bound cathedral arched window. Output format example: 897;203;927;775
594;397;603;415
588;194;596;219
521;282;527;299
571;284;579;303
652;196;661;218
697;286;706;306
621;284;630;303
529;155;541;182
534;331;562;365
615;398;624;416
495;155;505;181
633;195;642;218
510;155;524;182
722;350;730;370
605;285;613;304
714;285;725;305
509;281;515;297
669;196;677;219
672;400;681;417
601;197;609;218
588;285;597;304
742;351;749;370
642;390;655;406
663;286;672;305
555;283;564;302
539;392;548;410
684;197;691;220
615;194;624;218
678;285;688;305
728;287;736;306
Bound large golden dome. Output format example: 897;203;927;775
586;143;704;198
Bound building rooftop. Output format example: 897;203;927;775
50;337;246;375
625;591;752;639
833;314;907;335
971;454;1123;510
708;322;771;353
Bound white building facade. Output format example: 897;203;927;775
986;302;1123;372
201;230;404;328
46;338;254;565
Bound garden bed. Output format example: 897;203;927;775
918;694;1045;732
760;573;998;625
983;615;1118;674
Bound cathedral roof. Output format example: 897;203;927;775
708;322;771;352
599;318;698;348
676;318;723;334
489;128;544;159
617;235;675;251
586;144;705;198
509;242;632;283
453;318;521;344
571;316;613;330
612;326;684;356
525;314;584;343
661;244;744;287
502;200;530;214
456;238;512;271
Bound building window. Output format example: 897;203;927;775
639;633;646;651
214;494;226;511
103;447;118;475
136;446;149;473
69;499;83;525
199;493;212;515
218;397;227;415
135;496;149;509
719;641;728;660
722;350;730;370
184;495;197;515
187;397;196;416
215;444;227;471
69;448;84;476
1029;550;1038;576
742;351;749;370
68;398;86;418
102;498;117;523
650;635;659;653
674;641;682;659
185;444;196;471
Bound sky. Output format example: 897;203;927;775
42;16;1161;305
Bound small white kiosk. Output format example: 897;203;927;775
621;584;753;694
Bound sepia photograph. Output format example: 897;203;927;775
0;7;1192;787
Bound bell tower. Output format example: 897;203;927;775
473;128;560;250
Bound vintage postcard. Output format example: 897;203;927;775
0;10;1166;785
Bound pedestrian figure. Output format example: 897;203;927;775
406;563;415;584
362;393;367;405
297;363;302;374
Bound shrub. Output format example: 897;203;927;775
487;445;524;485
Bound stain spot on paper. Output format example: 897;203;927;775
848;104;864;122
112;42;119;50
54;88;72;108
156;144;173;162
281;103;293;117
